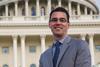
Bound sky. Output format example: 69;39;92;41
96;0;100;10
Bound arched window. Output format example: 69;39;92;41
0;11;3;16
31;7;36;16
51;6;54;11
30;64;36;67
3;64;9;67
22;7;25;16
41;7;45;16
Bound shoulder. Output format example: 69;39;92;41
40;47;52;58
69;37;89;50
69;37;91;59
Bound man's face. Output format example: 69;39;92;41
49;12;69;37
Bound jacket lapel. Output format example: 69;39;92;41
56;36;71;67
47;47;53;67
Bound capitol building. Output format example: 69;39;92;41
0;0;100;67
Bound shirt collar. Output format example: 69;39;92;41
53;35;68;44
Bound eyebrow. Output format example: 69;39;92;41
51;18;66;19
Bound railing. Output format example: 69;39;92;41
70;15;100;20
0;16;50;22
0;15;100;22
0;0;18;6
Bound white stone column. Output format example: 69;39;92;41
85;6;87;15
47;0;51;14
36;0;40;16
58;0;61;7
77;3;80;15
12;35;18;67
89;34;95;66
68;1;72;16
25;0;29;16
5;4;8;16
40;35;46;53
81;34;86;41
20;35;26;67
90;10;93;15
15;1;18;16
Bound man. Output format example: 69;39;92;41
39;7;91;67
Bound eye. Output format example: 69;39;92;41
50;18;57;22
59;18;67;22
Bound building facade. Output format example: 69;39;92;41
0;0;100;67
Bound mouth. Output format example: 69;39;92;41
54;27;63;29
52;23;63;29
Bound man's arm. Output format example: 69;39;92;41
39;54;43;67
75;40;91;67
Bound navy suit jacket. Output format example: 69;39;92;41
39;36;91;67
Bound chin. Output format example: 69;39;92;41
54;33;63;37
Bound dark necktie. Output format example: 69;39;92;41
53;41;62;67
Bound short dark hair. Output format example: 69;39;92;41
49;7;70;23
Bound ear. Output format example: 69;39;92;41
67;23;70;28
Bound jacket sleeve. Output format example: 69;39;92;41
74;40;91;67
39;54;43;67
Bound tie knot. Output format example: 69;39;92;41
54;41;62;47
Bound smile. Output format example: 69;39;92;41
54;27;63;29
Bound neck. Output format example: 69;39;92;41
54;34;66;41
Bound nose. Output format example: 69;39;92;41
53;23;61;27
57;19;61;23
54;24;60;26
